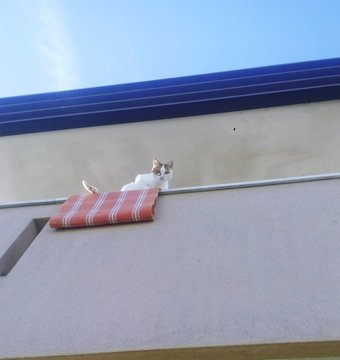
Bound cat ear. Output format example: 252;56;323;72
167;160;174;168
153;159;161;167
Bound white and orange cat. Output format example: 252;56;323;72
82;159;174;193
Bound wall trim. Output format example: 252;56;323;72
1;172;340;209
1;58;340;136
6;341;340;360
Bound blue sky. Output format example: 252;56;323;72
1;0;340;98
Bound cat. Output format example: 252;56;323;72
82;159;173;193
121;159;173;191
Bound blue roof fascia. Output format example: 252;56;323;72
1;58;340;137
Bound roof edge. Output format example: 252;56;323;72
1;58;340;136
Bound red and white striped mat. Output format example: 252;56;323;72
49;189;159;228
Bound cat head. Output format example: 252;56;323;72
152;159;174;181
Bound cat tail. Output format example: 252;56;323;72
82;180;99;194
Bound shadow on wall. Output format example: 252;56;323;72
0;218;48;276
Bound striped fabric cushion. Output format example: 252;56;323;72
49;189;159;229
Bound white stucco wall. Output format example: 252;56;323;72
1;100;340;203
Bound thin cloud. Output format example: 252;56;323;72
37;0;80;91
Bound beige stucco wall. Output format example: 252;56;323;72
1;100;340;203
1;178;340;358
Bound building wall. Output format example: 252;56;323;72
1;100;340;203
0;178;340;358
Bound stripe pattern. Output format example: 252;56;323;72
49;189;159;229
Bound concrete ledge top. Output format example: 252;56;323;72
2;172;340;209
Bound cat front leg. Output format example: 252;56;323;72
159;182;169;190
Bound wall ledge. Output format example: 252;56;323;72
1;172;340;209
